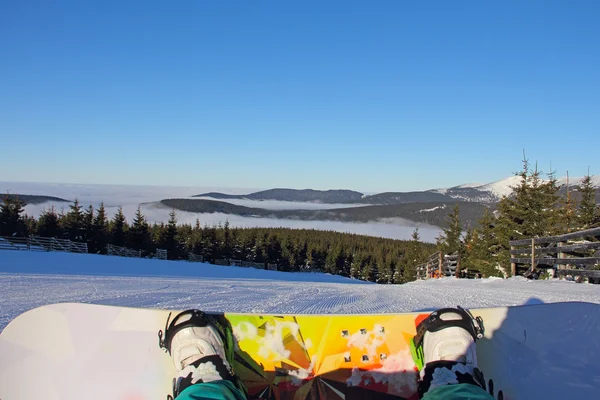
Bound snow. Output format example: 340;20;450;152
454;182;485;189
419;205;446;213
475;176;522;198
475;174;600;200
557;175;600;187
2;251;600;333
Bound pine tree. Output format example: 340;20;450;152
83;205;94;242
335;246;348;276
398;228;422;283
494;158;561;271
350;250;364;279
222;220;232;260
63;199;84;241
437;204;463;255
578;173;598;229
460;208;500;278
128;206;152;256
266;234;282;265
558;173;578;233
90;202;109;253
540;169;562;235
0;194;27;237
297;240;308;271
201;225;218;262
160;209;181;260
110;207;128;247
325;243;341;275
37;206;60;238
23;214;37;236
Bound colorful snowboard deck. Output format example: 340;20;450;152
1;302;599;399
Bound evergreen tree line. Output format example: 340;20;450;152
0;198;436;283
436;160;600;278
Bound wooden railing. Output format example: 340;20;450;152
510;227;600;279
155;248;168;260
106;244;141;258
0;236;283;272
416;252;465;279
188;252;204;262
211;258;278;271
0;236;88;253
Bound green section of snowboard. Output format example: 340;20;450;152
1;302;599;399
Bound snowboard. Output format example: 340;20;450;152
1;302;599;400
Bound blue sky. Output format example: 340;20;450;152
1;1;599;192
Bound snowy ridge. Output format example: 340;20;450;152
441;174;599;202
454;182;485;189
474;176;523;199
419;205;446;213
2;251;600;332
556;175;600;187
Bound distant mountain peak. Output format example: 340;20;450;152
194;188;364;204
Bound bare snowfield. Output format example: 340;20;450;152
1;251;599;332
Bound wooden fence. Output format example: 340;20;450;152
0;236;284;272
0;236;88;253
510;227;600;279
155;248;168;260
211;258;278;271
416;252;467;279
106;244;141;258
188;252;204;262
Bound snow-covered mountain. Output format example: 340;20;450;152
434;175;599;203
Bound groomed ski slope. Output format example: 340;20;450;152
2;251;600;332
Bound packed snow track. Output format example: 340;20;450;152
2;251;600;332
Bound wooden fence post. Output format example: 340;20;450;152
510;245;516;276
558;241;565;271
438;252;443;278
531;238;536;273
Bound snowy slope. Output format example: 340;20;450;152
2;251;600;332
475;176;522;198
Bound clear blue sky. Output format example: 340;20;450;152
1;1;599;192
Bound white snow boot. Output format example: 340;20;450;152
412;307;490;397
158;309;242;399
422;311;478;366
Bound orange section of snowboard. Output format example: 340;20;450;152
223;313;423;399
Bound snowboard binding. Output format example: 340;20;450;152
411;306;484;370
158;309;210;354
158;309;246;400
410;307;498;398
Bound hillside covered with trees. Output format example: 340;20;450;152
1;160;598;283
436;160;600;278
0;198;435;284
161;198;489;229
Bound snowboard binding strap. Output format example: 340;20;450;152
413;306;484;350
158;309;209;353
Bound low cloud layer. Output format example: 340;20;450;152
7;182;441;242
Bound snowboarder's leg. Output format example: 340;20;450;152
176;380;246;400
422;383;495;400
159;310;247;400
412;307;496;399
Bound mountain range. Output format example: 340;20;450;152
194;175;599;205
161;198;489;229
166;175;599;229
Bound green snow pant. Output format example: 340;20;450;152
176;380;246;400
176;380;494;400
422;383;495;399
